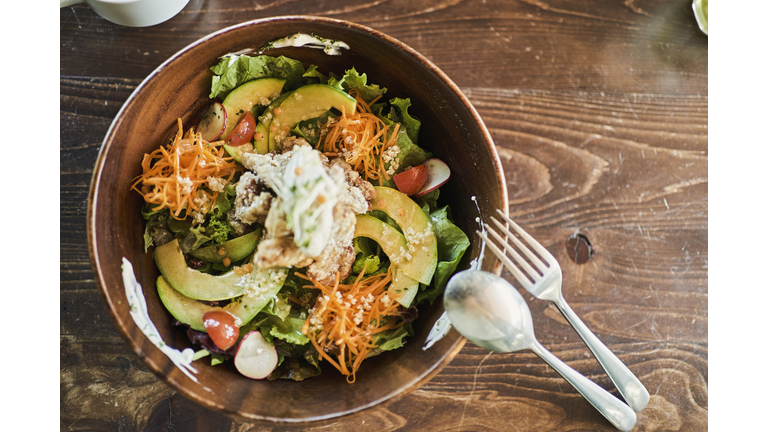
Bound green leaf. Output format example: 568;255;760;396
266;340;322;381
262;311;310;345
209;55;308;99
416;189;440;213
302;64;328;83
352;254;381;275
416;206;470;305
388;98;421;144
327;67;387;104
211;354;227;366
291;110;335;146
367;324;413;358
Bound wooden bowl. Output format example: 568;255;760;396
88;16;507;423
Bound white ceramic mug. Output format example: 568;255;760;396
60;0;189;27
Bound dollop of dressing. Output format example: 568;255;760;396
267;33;350;56
469;195;486;270
121;258;198;382
270;145;340;257
423;312;452;351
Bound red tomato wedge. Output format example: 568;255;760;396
202;310;240;350
226;111;256;146
393;164;429;196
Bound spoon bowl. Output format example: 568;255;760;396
444;270;532;352
444;270;637;431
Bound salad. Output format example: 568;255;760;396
131;47;470;383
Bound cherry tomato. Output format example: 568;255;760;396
226;111;256;146
202;310;240;350
393;163;428;196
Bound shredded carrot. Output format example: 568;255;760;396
131;119;242;220
299;267;405;383
320;90;400;185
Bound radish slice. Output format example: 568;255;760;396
414;158;451;197
197;102;227;141
234;331;278;379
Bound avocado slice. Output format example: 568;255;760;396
354;214;421;307
187;230;262;263
252;91;292;154
370;186;438;285
268;84;357;152
154;239;260;301
156;273;286;332
221;78;286;160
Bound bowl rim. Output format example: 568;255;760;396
87;15;508;423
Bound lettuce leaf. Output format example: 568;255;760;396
291;110;335;146
267;339;322;381
387;98;421;144
416;206;470;305
261;311;310;345
209;55;308;99
327;67;387;104
302;64;328;83
366;324;413;358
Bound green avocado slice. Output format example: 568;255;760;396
354;214;421;307
155;239;262;301
221;78;286;160
252;91;292;154
268;84;357;152
370;187;438;285
187;230;262;263
156;273;286;332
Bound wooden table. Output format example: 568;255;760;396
60;1;708;430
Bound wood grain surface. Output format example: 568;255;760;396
60;0;707;430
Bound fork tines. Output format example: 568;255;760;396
478;210;553;290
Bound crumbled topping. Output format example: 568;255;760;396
177;176;193;195
206;176;227;192
382;145;401;176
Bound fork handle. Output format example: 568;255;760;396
554;297;650;412
529;340;637;431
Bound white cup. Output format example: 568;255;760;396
60;0;189;27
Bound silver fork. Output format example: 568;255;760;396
479;209;650;412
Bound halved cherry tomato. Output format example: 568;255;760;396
226;111;256;146
393;163;428;196
202;310;240;350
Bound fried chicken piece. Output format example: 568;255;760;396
252;236;314;269
305;208;357;285
232;172;272;226
234;143;377;283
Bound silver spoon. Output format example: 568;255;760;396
444;270;637;431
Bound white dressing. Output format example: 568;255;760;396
269;145;340;257
121;258;198;382
269;33;350;56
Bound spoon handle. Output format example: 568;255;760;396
529;340;637;432
554;297;650;412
